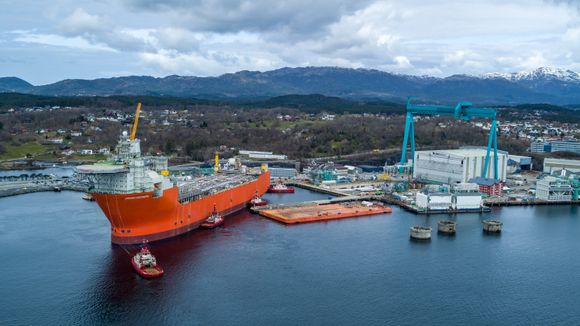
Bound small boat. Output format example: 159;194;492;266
131;243;164;278
201;206;224;229
248;194;268;207
267;182;295;193
82;193;95;201
53;186;61;192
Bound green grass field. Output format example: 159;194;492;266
0;142;107;162
0;142;49;160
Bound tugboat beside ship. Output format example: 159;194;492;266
131;241;164;278
200;206;224;229
268;180;295;193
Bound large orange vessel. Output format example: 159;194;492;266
77;104;270;244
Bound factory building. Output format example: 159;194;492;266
469;177;504;196
530;140;580;154
551;140;580;154
530;141;551;153
269;167;297;179
452;183;484;210
543;158;580;175
416;192;452;211
536;176;573;201
453;193;484;210
507;155;533;172
415;183;483;211
413;149;508;184
238;150;288;160
415;185;453;211
307;164;361;184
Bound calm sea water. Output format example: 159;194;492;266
1;187;579;325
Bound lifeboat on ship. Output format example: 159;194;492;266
267;182;295;193
201;206;224;229
131;243;164;278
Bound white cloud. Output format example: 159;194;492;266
393;56;412;69
2;0;580;82
59;8;102;35
139;49;282;76
124;0;374;38
12;31;115;52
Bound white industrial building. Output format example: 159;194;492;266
415;183;483;211
530;141;550;153
452;183;483;210
453;193;483;210
543;158;580;175
239;150;288;160
536;176;573;201
551;140;580;154
413;149;508;184
247;153;288;160
416;192;453;211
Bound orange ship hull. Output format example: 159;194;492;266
93;172;270;244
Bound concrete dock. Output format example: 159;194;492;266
285;181;350;197
0;182;88;198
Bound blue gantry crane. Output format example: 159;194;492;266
400;98;499;180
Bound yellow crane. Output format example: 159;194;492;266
214;151;219;174
130;102;142;141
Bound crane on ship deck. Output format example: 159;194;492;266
399;98;499;180
130;102;142;141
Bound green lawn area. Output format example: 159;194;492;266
67;154;107;161
0;142;107;162
0;142;49;160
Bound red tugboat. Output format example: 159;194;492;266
248;193;268;207
201;206;224;229
267;181;295;193
131;242;164;278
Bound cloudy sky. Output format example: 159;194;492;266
1;0;580;84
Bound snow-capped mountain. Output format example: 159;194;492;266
483;67;580;83
3;66;580;104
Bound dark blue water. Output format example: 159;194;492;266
1;188;579;325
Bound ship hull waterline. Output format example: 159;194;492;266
92;172;270;245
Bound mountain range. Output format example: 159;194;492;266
2;66;580;104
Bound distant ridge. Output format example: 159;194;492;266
2;66;580;104
0;77;33;93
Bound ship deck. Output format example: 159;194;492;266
177;173;258;203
